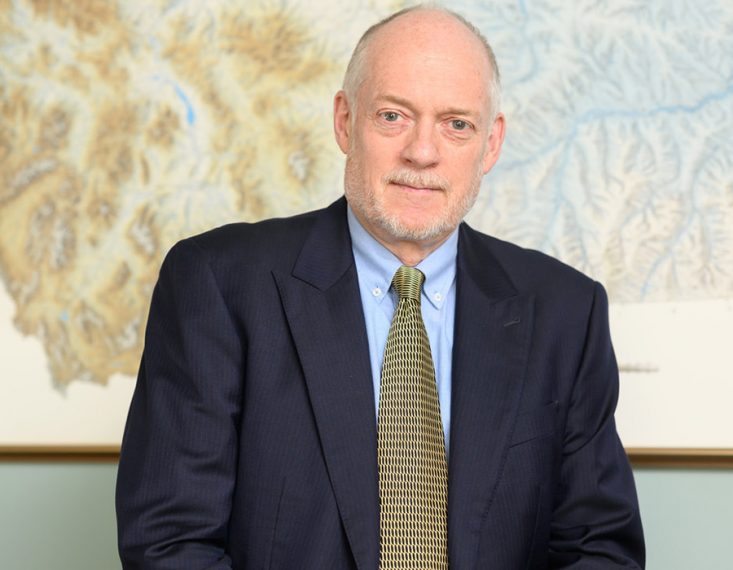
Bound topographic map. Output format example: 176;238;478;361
1;0;731;446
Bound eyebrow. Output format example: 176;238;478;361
375;94;479;119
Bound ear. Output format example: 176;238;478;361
482;112;506;174
333;90;352;155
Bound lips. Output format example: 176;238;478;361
383;168;449;195
387;175;447;191
391;182;440;192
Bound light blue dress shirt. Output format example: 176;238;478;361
347;205;458;453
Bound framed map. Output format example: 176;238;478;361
1;0;731;464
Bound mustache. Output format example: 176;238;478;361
383;169;449;191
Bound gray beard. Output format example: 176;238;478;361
343;157;483;243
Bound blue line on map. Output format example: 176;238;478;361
514;0;539;85
577;82;733;124
60;310;69;322
532;81;733;300
174;84;196;126
638;149;715;300
500;82;733;172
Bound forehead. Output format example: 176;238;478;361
359;11;492;114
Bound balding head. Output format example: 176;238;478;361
332;5;506;263
342;6;501;122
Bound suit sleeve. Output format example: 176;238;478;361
549;281;645;569
116;238;243;569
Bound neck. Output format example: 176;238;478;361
372;231;452;267
347;203;457;266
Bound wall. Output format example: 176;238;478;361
0;465;731;569
0;463;119;569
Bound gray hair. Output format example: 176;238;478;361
342;5;502;122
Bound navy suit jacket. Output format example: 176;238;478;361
116;197;644;569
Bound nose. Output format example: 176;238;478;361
400;121;439;168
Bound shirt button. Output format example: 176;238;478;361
372;287;382;297
434;293;443;302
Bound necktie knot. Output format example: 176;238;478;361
391;265;424;302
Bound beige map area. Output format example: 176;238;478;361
3;0;732;396
0;0;403;386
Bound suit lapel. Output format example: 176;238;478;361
448;225;535;569
273;198;379;570
273;203;534;569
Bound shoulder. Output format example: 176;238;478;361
193;207;322;263
460;224;604;319
464;224;596;290
163;205;327;275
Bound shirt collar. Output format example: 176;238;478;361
347;204;458;310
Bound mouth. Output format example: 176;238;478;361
383;170;449;195
390;182;441;193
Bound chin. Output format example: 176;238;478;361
377;213;453;243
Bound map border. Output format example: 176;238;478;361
2;445;733;468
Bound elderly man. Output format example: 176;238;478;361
117;6;645;569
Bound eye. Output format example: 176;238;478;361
381;111;400;122
450;119;469;130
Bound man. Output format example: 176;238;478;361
117;6;645;569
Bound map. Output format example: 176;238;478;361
1;0;731;446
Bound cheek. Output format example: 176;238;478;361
454;151;487;183
359;131;402;165
359;155;392;190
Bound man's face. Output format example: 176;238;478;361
334;11;505;249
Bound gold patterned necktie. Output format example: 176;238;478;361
377;265;449;569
